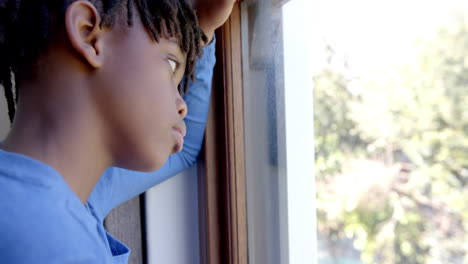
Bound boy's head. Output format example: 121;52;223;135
0;0;204;119
0;0;204;171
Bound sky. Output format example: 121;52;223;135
308;0;468;77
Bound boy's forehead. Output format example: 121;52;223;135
158;23;183;45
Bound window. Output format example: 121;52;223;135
201;0;316;263
312;1;468;263
241;0;315;263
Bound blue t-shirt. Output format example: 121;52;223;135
0;41;216;264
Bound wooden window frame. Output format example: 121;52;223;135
199;2;249;264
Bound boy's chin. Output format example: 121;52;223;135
135;157;167;173
117;151;169;173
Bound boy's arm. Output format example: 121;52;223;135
88;41;216;221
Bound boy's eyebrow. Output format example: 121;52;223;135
167;38;185;63
168;38;180;46
169;38;184;55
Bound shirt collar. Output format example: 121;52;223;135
0;148;67;189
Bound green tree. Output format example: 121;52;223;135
315;14;468;264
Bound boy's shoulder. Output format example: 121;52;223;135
0;167;111;263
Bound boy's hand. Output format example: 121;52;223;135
193;0;237;45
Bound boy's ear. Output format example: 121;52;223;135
65;0;105;68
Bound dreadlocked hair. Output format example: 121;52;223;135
0;0;206;123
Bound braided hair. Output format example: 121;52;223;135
0;0;206;123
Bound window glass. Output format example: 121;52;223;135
241;0;287;263
312;1;468;263
242;0;315;263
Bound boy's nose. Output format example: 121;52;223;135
177;98;188;119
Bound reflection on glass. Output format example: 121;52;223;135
241;0;287;263
312;1;468;263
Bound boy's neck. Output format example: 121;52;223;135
2;69;113;204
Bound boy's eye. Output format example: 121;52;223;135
168;58;178;74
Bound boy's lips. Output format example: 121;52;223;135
172;125;186;153
173;126;186;137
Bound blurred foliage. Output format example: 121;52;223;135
315;14;468;264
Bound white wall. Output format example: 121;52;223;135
145;165;201;264
0;87;10;139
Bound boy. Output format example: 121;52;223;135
0;0;234;263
